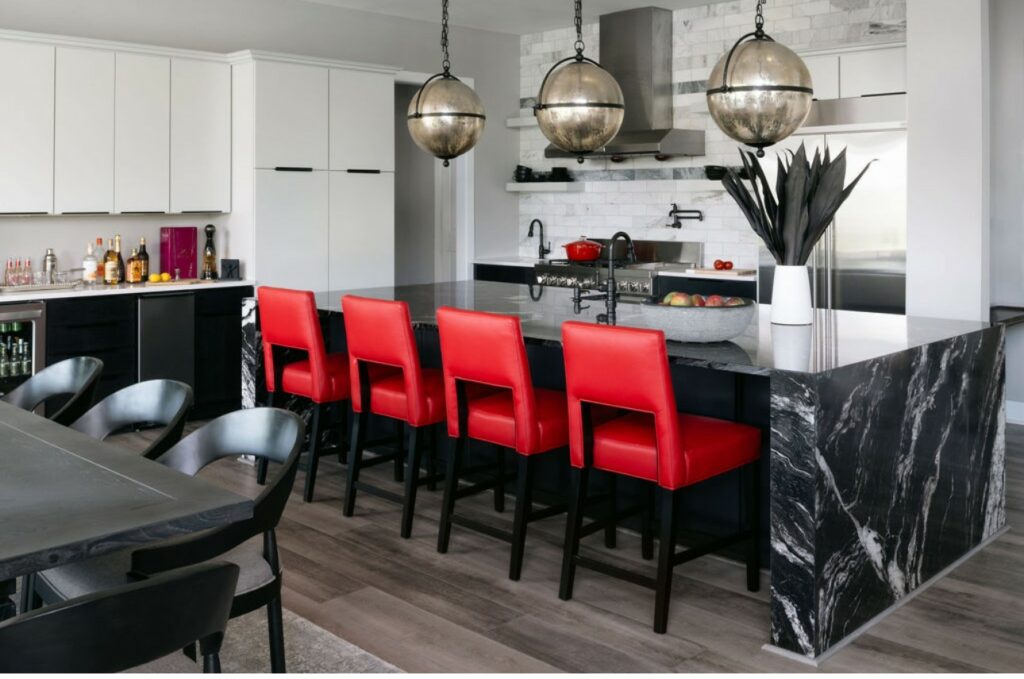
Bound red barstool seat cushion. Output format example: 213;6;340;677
366;366;446;425
281;352;350;403
465;387;569;455
592;411;761;489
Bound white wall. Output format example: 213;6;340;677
394;83;435;286
906;0;990;322
0;0;520;263
990;0;1024;414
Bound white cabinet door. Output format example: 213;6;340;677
329;171;394;291
254;169;328;290
171;58;230;213
803;54;839;100
0;40;54;214
329;69;394;171
254;61;328;170
115;53;170;213
54;47;114;214
840;47;907;98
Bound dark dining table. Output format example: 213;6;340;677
0;400;252;618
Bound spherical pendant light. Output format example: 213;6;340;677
706;0;813;157
408;0;485;167
534;0;624;163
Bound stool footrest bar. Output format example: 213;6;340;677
450;515;514;543
573;555;657;589
352;482;405;505
672;531;751;566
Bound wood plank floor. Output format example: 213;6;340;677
121;423;1024;672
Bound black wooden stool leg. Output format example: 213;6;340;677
509;455;535;581
641;484;655;560
654;488;679;634
393;420;405;483
746;460;761;592
302;403;323;503
267;595;286;673
18;574;35;614
344;410;368;517
604;474;618;549
427;425;439;491
400;426;423;539
559;466;589;600
437;435;465;553
493;444;506;512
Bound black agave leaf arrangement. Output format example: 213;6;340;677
722;143;872;266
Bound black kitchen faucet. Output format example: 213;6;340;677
527;219;551;260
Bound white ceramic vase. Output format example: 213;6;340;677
771;264;813;325
771;324;813;371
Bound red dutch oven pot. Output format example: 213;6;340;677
563;237;603;262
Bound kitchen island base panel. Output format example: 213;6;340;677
770;325;1006;658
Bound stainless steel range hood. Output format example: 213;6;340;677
544;6;705;160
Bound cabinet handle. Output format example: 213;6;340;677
60;211;112;215
346;169;382;174
274;167;314;172
119;211;167;215
0;212;49;216
181;210;225;214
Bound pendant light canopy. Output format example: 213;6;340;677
408;0;485;167
534;0;624;164
706;0;813;157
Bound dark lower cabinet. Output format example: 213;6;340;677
474;264;536;285
45;285;252;421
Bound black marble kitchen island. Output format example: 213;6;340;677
240;281;1006;662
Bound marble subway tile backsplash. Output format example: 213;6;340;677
516;0;906;267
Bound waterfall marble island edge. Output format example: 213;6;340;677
240;281;1006;660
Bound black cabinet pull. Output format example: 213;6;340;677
181;210;225;214
119;211;166;215
0;211;49;216
274;167;314;172
346;169;382;174
60;211;111;216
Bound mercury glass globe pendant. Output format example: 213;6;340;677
706;0;813;157
534;0;624;164
408;0;486;167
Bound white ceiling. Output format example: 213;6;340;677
292;0;722;35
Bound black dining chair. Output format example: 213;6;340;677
0;562;238;673
70;379;194;460
0;356;103;425
31;407;304;674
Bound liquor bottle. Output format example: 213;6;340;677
104;239;118;285
95;237;105;281
138;237;150;279
201;224;218;280
82;242;98;285
126;248;143;283
114;234;125;283
22;258;32;285
3;258;12;286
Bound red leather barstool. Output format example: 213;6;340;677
257;286;349;503
341;295;447;538
435;306;571;581
560;321;762;634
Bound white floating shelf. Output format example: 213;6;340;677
506;115;539;128
505;182;583;193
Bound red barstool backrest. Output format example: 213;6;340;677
341;295;430;425
436;307;539;453
561;321;684;488
257;286;330;401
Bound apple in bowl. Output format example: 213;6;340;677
643;293;757;342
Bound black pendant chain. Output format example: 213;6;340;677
754;0;765;37
441;0;451;75
574;0;585;58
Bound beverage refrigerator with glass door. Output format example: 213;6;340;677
0;302;45;397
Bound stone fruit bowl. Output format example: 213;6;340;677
638;293;757;343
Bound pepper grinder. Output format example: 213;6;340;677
201;224;218;280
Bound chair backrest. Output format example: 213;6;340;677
342;295;430;425
0;562;239;673
436;306;539;453
257;286;330;401
0;356;103;426
561;321;684;489
131;408;305;577
70;379;194;460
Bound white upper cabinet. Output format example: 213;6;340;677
54;47;115;214
171;58;231;213
329;69;395;171
839;47;907;98
255;61;328;170
0;40;54;214
803;54;840;101
254;169;329;290
115;53;170;213
329;171;394;291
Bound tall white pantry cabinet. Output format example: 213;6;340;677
227;52;398;292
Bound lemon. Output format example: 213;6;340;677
148;273;161;283
160;272;172;282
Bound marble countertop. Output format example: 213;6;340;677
311;280;991;376
0;279;253;304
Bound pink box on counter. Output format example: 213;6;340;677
160;226;198;279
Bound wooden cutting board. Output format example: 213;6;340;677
685;268;757;277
